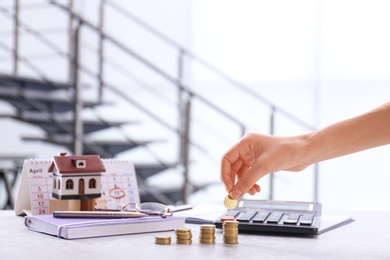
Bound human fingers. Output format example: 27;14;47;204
247;184;261;195
220;151;243;192
221;134;260;195
229;163;266;200
224;156;254;194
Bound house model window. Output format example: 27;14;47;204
89;179;97;189
66;180;74;190
74;159;86;168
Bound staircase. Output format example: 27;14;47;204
0;72;180;205
0;0;318;209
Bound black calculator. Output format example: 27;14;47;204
214;199;322;235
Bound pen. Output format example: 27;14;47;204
53;210;147;218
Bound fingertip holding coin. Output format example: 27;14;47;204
223;195;238;210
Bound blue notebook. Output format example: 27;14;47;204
25;214;185;239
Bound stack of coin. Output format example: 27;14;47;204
175;228;192;245
154;236;171;245
222;220;239;244
199;224;216;244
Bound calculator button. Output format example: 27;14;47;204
266;212;283;224
283;218;298;224
236;216;252;222
299;219;313;226
252;218;266;223
299;214;314;225
236;211;256;222
283;214;300;225
221;216;235;221
257;211;270;217
252;211;270;223
266;219;280;224
224;211;240;217
299;219;313;225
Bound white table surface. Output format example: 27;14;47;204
1;210;389;260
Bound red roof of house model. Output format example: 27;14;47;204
48;154;106;174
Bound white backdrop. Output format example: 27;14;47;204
1;0;389;211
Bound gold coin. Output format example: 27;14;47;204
199;239;216;244
200;234;215;238
223;195;238;210
176;239;192;245
200;224;216;230
176;234;192;240
223;240;238;245
175;228;191;233
155;236;171;245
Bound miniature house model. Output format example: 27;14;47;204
49;153;106;200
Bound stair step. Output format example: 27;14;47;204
0;112;135;135
0;87;101;112
0;74;70;91
21;135;160;157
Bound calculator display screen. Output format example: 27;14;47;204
239;201;314;211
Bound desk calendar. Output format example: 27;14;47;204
14;158;140;216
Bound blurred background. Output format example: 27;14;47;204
0;0;389;212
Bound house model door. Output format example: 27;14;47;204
78;179;85;196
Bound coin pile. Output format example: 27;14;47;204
155;236;171;245
199;224;216;244
222;220;239;244
175;228;192;245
